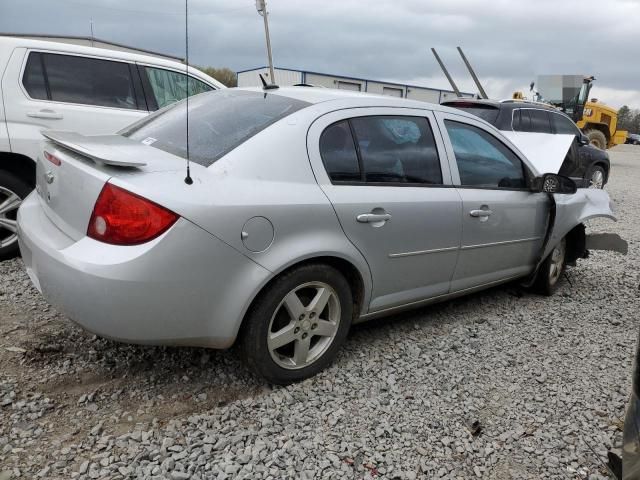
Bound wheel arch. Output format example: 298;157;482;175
583;123;611;141
565;223;586;265
0;151;36;188
235;254;370;345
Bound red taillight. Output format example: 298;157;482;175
87;183;178;245
44;151;61;166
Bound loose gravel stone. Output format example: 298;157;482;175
0;147;638;479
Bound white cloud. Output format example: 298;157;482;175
2;0;638;109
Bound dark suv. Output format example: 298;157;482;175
442;99;610;189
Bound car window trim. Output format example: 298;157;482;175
19;49;149;112
129;63;148;111
436;111;534;191
322;114;446;187
308;107;455;188
137;64;159;111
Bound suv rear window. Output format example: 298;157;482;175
444;103;500;126
122;90;310;166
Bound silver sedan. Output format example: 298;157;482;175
17;87;616;384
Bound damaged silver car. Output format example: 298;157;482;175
17;87;623;384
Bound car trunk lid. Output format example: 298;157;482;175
36;131;184;241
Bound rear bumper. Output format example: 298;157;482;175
17;192;271;348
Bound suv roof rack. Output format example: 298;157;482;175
500;99;558;108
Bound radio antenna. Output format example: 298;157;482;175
184;0;193;185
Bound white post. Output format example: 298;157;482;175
256;0;276;84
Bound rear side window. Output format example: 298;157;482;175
550;112;580;135
23;52;139;110
320;116;443;185
513;109;531;132
22;53;47;100
123;90;310;167
143;67;213;110
352;116;442;184
446;104;500;125
445;120;526;189
528;109;552;133
319;121;360;182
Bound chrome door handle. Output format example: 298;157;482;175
27;109;63;120
469;209;492;217
357;213;392;223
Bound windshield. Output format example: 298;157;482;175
122;90;310;167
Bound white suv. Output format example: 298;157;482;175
0;35;225;258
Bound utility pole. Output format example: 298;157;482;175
456;47;488;99
430;48;461;98
256;0;275;84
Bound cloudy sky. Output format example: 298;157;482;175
3;0;639;108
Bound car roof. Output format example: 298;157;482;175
236;86;481;118
443;97;565;113
0;35;225;89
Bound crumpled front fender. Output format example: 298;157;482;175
543;188;616;260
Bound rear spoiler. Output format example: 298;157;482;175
41;131;147;168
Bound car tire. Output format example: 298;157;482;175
0;171;31;260
586;165;606;189
585;129;607;150
240;263;353;385
533;237;566;296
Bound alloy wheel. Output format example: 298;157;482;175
589;170;605;189
0;186;22;249
548;239;566;286
267;281;341;370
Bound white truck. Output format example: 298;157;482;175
0;35;225;258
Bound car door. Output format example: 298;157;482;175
307;108;462;312
2;48;148;162
435;111;550;292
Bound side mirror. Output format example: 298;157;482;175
578;134;590;146
533;173;577;194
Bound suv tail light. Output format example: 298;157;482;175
88;183;178;245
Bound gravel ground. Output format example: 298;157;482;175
1;146;639;480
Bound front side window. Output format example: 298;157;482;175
40;53;138;109
144;67;213;110
123;90;310;167
445;120;526;189
550;112;580;135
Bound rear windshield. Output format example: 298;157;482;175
446;104;500;126
121;90;310;166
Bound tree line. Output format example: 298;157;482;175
617;106;640;134
199;67;237;87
